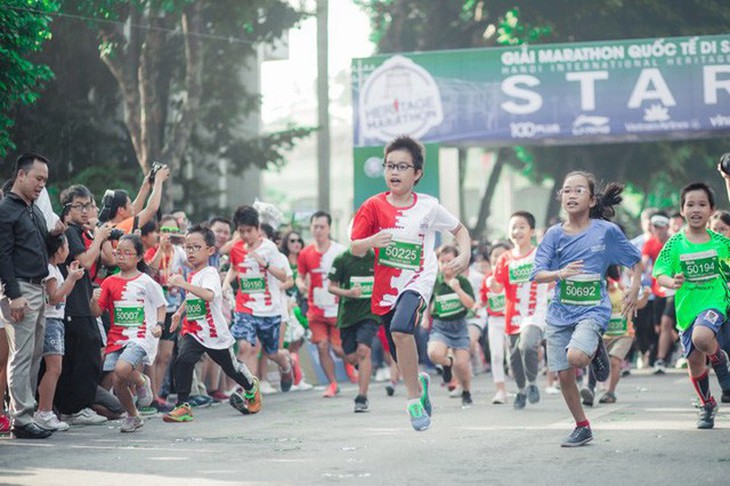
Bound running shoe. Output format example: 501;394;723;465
580;386;595;407
697;399;717;429
527;383;540;404
138;406;158;416
591;339;611;382
419;372;432;417
354;395;369;413
260;380;279;395
448;385;462;398
544;385;561;395
492;389;508;404
560;425;593;447
244;377;262;414
163;403;193;423
61;407;107;426
513;392;526;410
152;399;174;413
653;359;667;375
120;415;144;433
385;382;396;397
675;357;689;369
461;390;473;407
280;358;294;393
442;357;453;385
599;391;617;404
136;374;154;408
188;395;214;408
208;390;230;402
345;363;359;384
291;381;314;392
34;411;70;431
407;401;431;432
323;382;340;398
0;414;10;433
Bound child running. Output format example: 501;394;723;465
165;225;261;422
90;235;166;433
427;245;476;407
351;135;471;431
489;211;550;410
35;234;84;431
530;171;642;447
480;242;510;404
653;182;730;429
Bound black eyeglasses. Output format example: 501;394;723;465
65;202;93;212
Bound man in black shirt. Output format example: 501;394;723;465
0;153;52;439
55;185;113;425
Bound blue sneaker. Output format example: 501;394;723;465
418;372;432;417
189;395;214;408
560;425;593;447
408;401;431;432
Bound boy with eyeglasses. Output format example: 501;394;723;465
163;225;260;422
351;135;471;431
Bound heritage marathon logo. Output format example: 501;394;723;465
359;56;444;142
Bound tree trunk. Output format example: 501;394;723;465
472;148;507;239
458;147;467;223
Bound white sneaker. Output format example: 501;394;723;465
449;386;463;398
544;385;561;394
259;380;279;395
291;381;314;391
34;411;70;431
62;407;108;425
136;374;154;408
491;390;508;404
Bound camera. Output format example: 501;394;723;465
148;161;165;184
97;189;115;224
720;153;730;176
160;225;184;244
108;229;125;241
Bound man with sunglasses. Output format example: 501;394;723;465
55;184;113;426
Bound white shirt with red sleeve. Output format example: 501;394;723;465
493;248;549;335
351;192;459;316
230;238;292;317
97;273;166;363
182;266;234;350
480;271;506;317
297;241;346;319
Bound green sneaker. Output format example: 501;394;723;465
408;401;431;432
418;372;432;417
138;406;157;416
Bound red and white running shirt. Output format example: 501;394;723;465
479;271;506;317
182;266;234;349
297;241;346;319
230;238;291;317
493;248;549;335
351;192;459;316
97;273;166;362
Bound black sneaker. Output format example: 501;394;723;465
560;425;593;447
354;395;369;413
697;399;717;429
527;384;540;404
442;357;453;385
461;390;473;407
721;390;730;404
591;339;610;382
513;392;526;410
385;384;395;397
581;387;595;407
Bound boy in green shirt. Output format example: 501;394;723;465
653;182;730;429
328;249;380;413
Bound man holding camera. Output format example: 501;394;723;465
101;163;170;234
55;185;114;425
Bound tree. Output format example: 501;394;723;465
0;0;58;156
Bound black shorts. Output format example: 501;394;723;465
160;312;179;342
340;319;380;356
381;291;425;361
662;296;676;321
653;296;667;324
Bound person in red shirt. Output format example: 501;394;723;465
296;211;348;397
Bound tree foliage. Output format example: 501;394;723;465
0;0;58;156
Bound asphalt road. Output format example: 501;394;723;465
1;368;729;485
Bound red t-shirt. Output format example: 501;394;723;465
479;271;505;318
297;242;345;319
229;239;291;316
642;236;669;297
493;248;549;335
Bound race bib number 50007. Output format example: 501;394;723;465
114;302;144;327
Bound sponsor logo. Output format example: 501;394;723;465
571;115;611;135
509;122;561;139
643;103;670;122
625;103;691;133
710;114;730;128
359;55;444;142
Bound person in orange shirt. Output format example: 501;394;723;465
103;165;170;234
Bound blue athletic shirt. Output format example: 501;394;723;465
529;219;641;329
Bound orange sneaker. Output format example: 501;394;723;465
322;382;340;398
244;377;262;414
163;403;193;423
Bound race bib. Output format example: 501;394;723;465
379;239;422;271
605;312;628;336
560;274;601;306
240;276;266;294
114;301;144;327
350;276;374;299
488;293;505;313
434;293;464;317
186;298;207;321
509;261;533;285
680;250;719;283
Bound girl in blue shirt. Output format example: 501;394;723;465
531;170;642;447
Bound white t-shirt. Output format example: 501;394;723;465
232;238;293;317
183;266;234;349
45;264;66;319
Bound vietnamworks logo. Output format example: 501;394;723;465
571;115;611;135
359;56;444;142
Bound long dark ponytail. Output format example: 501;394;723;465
565;170;624;221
